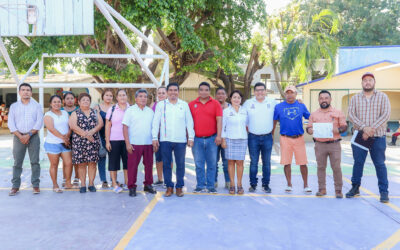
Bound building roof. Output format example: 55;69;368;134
296;60;396;87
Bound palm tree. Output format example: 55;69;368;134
281;9;340;84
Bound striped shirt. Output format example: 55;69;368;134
8;99;43;134
348;90;390;137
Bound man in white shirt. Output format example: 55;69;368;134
243;82;277;193
123;89;156;197
8;83;43;196
152;83;195;197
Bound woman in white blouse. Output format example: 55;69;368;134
221;90;248;195
44;95;73;192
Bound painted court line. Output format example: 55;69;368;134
114;192;162;250
343;177;400;249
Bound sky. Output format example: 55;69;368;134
265;0;293;14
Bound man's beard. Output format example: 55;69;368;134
320;102;330;109
363;86;374;92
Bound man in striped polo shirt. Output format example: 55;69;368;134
346;72;391;203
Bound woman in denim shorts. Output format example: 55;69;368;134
44;95;73;192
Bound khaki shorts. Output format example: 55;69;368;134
280;135;308;165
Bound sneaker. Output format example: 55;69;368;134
262;185;272;193
208;188;218;194
162;183;167;189
380;192;389;203
102;182;109;189
80;187;87;193
193;187;206;193
122;184;129;191
129;188;137;197
285;186;293;193
346;184;360;198
88;186;96;192
214;182;218;188
144;185;157;194
113;186;123;193
225;182;230;189
249;185;257;192
388;142;396;146
154;180;164;186
303;187;312;194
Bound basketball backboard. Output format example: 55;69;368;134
0;0;94;36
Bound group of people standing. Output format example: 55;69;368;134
7;71;391;203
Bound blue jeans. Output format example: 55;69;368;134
97;136;107;182
351;136;389;194
248;133;273;187
160;141;186;188
192;134;218;189
215;145;230;183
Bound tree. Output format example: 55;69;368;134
299;0;400;46
1;0;266;99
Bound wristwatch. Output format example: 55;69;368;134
28;132;33;137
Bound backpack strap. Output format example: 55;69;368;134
108;105;117;121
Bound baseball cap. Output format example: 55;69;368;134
362;72;375;80
284;85;297;93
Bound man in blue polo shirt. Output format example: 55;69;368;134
273;85;312;194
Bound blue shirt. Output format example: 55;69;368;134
273;101;310;136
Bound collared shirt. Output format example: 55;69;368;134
273;100;310;136
243;97;277;135
222;105;248;139
307;106;347;142
348;90;391;137
44;110;69;144
8;99;43;133
189;97;222;137
122;104;153;145
106;103;130;141
152;98;194;143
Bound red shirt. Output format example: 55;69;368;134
189;97;223;137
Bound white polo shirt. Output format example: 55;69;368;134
152;98;194;143
221;105;248;139
243;97;277;135
122;104;154;145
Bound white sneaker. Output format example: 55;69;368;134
122;184;129;191
113;186;123;193
285;186;292;193
304;187;312;194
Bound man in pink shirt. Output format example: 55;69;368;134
306;90;347;198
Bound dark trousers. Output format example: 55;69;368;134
248;133;273;187
127;145;153;189
12;134;41;188
351;136;388;194
160;141;186;188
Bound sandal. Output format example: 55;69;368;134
237;186;244;195
53;188;63;193
229;186;235;195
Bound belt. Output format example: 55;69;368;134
197;133;216;139
314;139;341;144
281;134;302;139
250;132;272;137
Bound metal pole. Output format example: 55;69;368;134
39;58;44;161
94;0;160;86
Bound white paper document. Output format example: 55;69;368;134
313;123;333;139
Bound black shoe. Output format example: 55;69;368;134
88;186;96;192
154;180;164;186
380;192;389;203
129;188;137;197
346;184;360;198
144;185;157;194
248;185;257;192
79;187;87;193
262;185;271;193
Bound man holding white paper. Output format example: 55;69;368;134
307;90;347;198
347;72;391;203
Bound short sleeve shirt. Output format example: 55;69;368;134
273;101;310;136
189;97;223;137
308;107;347;141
